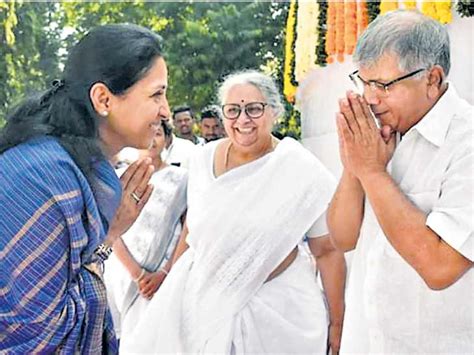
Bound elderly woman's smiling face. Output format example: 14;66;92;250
222;83;275;152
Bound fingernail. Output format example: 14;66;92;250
145;157;152;164
350;92;358;99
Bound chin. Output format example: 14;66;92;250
234;138;258;148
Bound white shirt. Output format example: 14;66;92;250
341;85;474;354
161;135;198;169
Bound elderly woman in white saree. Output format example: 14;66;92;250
121;70;346;354
104;121;187;339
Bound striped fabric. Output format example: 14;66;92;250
0;137;121;354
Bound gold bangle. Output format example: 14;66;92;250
134;268;146;282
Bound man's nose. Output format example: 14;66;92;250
363;87;382;106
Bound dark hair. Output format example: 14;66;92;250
172;105;194;120
200;105;222;122
0;24;163;183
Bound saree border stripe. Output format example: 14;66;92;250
0;190;80;259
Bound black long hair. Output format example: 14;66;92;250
0;24;163;183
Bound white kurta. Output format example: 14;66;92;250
121;137;337;354
341;85;474;354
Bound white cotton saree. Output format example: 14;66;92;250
120;138;336;354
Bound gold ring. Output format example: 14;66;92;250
130;192;141;204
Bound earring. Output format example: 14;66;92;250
101;111;109;117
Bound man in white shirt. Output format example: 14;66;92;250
328;10;473;353
161;119;197;169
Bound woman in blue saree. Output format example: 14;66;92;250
0;24;170;353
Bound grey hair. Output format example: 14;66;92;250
218;70;285;119
354;9;450;76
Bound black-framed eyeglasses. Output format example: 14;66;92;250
349;68;427;97
221;102;267;120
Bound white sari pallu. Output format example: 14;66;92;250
120;138;336;354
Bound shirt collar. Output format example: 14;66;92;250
407;83;458;147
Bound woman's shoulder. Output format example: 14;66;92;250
1;137;75;173
0;136;86;193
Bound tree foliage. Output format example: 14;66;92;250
0;1;62;121
0;1;297;136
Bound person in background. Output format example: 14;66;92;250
328;10;473;353
199;105;223;143
0;23;170;353
104;119;187;339
172;105;205;145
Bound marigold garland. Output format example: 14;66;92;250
403;1;417;10
335;1;345;62
357;0;369;38
422;1;438;20
283;0;298;103
435;1;452;24
345;1;358;56
421;1;452;24
315;0;328;66
380;0;399;15
325;0;336;64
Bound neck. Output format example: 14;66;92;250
225;135;274;170
98;125;122;160
402;83;449;135
178;132;194;141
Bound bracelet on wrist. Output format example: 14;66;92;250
94;243;113;262
134;268;146;283
159;267;169;276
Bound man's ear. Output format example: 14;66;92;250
90;82;113;117
427;65;445;99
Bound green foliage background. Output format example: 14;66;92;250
0;0;300;138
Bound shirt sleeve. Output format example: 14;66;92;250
426;145;473;261
306;211;329;238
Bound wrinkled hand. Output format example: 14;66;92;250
138;270;166;300
107;158;154;243
327;323;343;355
336;91;396;180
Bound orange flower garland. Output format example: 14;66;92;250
325;1;336;64
357;0;369;38
335;1;345;62
345;1;358;56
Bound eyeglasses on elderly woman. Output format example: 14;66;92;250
221;102;267;120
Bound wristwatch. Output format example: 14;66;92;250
94;243;113;262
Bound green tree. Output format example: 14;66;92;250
0;1;62;125
59;1;288;112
